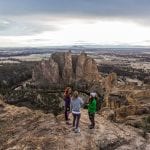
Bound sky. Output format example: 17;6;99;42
0;0;150;47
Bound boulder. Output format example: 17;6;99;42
105;92;128;109
100;107;116;121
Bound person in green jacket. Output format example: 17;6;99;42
87;92;97;129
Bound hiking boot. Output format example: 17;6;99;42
89;125;94;129
66;122;72;125
88;124;92;128
72;127;76;131
75;128;80;133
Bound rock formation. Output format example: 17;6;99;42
103;72;117;93
33;58;60;84
76;52;100;82
76;52;87;80
32;51;101;88
62;51;73;84
105;92;128;109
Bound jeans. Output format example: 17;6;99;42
88;112;95;127
72;113;81;129
65;106;70;121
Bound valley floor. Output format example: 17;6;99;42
0;99;150;150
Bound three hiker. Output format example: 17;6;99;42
64;87;97;132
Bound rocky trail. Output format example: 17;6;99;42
0;99;150;150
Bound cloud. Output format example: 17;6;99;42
0;18;59;36
0;0;150;24
0;0;150;47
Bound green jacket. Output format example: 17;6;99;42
88;98;96;113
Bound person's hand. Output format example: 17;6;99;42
86;98;90;104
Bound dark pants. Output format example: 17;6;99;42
88;112;95;127
72;113;81;129
65;106;70;121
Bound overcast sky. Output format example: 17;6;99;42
0;0;150;47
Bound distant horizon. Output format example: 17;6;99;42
1;44;150;49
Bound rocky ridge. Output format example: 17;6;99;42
0;99;149;150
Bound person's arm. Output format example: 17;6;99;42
86;96;91;104
70;99;72;111
80;98;84;106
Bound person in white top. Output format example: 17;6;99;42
71;91;84;133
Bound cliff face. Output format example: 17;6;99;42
62;51;73;84
33;58;60;84
76;52;87;81
32;51;101;87
76;52;100;82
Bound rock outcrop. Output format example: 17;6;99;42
76;52;100;82
103;72;117;93
32;51;101;88
76;52;87;80
105;92;128;109
33;58;60;84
